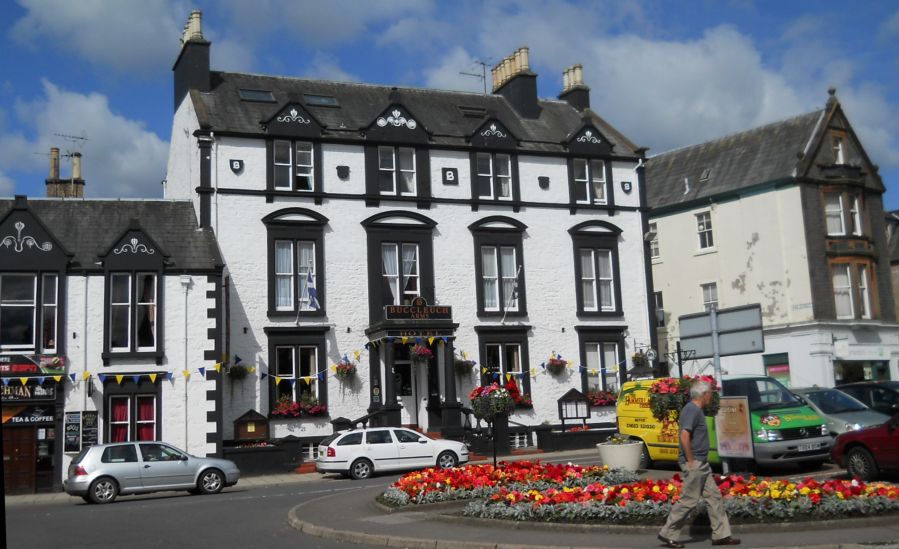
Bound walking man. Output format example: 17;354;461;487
657;380;740;548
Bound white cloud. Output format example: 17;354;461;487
878;10;899;42
423;47;487;93
11;0;184;74
0;172;15;196
302;52;358;82
0;80;168;198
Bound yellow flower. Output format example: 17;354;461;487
653;486;661;493
836;492;845;500
800;487;810;495
771;490;781;499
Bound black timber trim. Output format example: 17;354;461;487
198;136;212;228
205;273;224;456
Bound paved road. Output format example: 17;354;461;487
6;474;394;549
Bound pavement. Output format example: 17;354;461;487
8;448;899;548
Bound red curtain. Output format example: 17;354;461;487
110;397;129;442
136;396;156;441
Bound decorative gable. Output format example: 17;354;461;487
101;226;166;270
566;124;613;156
366;104;429;144
469;119;517;150
0;203;70;271
263;103;323;138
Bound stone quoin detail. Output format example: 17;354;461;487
113;237;156;255
1;221;53;253
377;109;417;129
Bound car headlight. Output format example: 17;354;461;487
820;424;829;436
844;423;861;432
755;429;783;441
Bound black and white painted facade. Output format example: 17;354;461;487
0;197;224;493
165;16;656;451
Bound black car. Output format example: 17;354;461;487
837;381;899;416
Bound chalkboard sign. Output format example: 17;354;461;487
64;412;81;452
82;411;99;448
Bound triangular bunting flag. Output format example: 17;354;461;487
214;363;222;373
37;376;46;386
401;336;408;344
82;371;91;381
530;368;537;377
166;372;174;381
199;367;206;377
98;374;107;383
387;336;395;343
579;365;586;372
132;375;141;384
330;365;337;373
274;376;282;385
414;337;421;344
540;362;546;369
318;371;324;381
482;367;488;375
260;372;267;381
428;337;435;345
364;342;370;350
249;367;256;374
116;375;124;385
53;375;62;383
506;373;512;381
441;336;448;343
1;378;8;386
69;373;76;383
462;351;468;359
591;369;597;376
182;370;190;379
353;350;361;361
149;373;158;384
234;355;243;364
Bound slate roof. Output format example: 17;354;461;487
645;110;825;210
0;198;223;271
192;71;640;156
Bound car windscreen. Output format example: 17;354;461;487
723;378;803;410
803;390;867;414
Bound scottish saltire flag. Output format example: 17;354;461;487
306;270;321;310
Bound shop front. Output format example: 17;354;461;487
1;355;67;494
364;298;462;437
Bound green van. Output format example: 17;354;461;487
617;375;832;468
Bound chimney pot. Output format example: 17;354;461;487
573;64;583;87
49;147;60;179
72;152;82;180
562;69;570;92
519;47;530;71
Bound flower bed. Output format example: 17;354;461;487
379;460;899;524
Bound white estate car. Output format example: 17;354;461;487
315;427;469;479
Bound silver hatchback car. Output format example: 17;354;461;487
64;441;240;504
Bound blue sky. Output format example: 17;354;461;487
2;0;899;209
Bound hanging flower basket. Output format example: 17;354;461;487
227;363;249;380
649;375;720;422
410;344;433;364
454;358;476;376
334;356;357;381
545;355;568;376
468;383;514;420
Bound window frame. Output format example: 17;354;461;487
469;151;520;210
381;242;421;306
104;270;164;360
701;282;718;312
267;139;322;196
576;326;626;397
648;222;660;259
264;208;328;318
831;260;876;320
469;217;528;318
654;291;665;328
475;325;531;400
696;211;714;250
265;326;330;416
103;376;162;443
570;221;623;318
571;158;607;205
831;131;846;165
377;145;417;196
0;272;61;354
823;188;866;238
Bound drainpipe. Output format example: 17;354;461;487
181;275;191;449
83;274;89;410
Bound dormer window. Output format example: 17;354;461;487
831;132;845;164
273;140;314;191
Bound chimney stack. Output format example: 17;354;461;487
490;46;541;119
49;147;60;179
173;9;211;111
45;148;85;198
558;63;590;111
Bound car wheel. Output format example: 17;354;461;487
639;441;653;470
197;469;225;495
350;458;373;480
436;451;458;469
88;477;119;504
846;447;879;481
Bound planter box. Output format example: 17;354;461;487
596;441;643;471
222;437;302;476
534;426;614;452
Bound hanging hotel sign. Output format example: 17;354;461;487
385;297;452;321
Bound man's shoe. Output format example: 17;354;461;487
657;534;685;548
712;537;741;546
